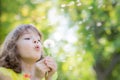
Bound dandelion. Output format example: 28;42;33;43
44;39;55;48
43;39;55;76
43;39;55;56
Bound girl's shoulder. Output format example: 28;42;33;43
0;67;18;80
0;67;30;80
0;67;14;73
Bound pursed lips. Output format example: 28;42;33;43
34;45;40;51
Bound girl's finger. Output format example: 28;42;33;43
46;62;57;71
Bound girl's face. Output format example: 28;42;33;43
16;30;42;62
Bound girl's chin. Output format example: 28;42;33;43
33;55;41;61
27;56;40;62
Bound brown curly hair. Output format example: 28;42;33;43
0;24;43;73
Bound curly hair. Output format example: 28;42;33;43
0;24;43;73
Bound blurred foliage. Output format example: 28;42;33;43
0;0;120;80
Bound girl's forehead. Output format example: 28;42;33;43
22;29;40;37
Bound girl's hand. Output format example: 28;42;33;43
35;59;50;79
44;56;57;80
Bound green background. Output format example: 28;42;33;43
0;0;120;80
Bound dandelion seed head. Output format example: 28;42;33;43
43;39;55;48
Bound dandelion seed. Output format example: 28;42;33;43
78;57;82;62
67;1;75;6
96;22;102;27
77;0;80;3
59;56;66;62
78;21;83;24
15;15;21;20
88;6;93;9
82;50;86;54
86;26;90;30
61;8;64;12
69;66;73;70
98;0;103;8
31;0;44;4
77;3;82;6
61;4;66;8
41;16;46;19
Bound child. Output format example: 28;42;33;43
0;24;57;80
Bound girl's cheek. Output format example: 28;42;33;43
25;40;32;45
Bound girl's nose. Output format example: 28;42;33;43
33;40;38;44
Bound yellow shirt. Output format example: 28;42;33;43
0;67;58;80
0;67;30;80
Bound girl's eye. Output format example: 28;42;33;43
24;38;31;40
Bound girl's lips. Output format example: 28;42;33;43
34;45;40;51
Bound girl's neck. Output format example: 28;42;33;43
21;60;39;80
21;60;35;75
